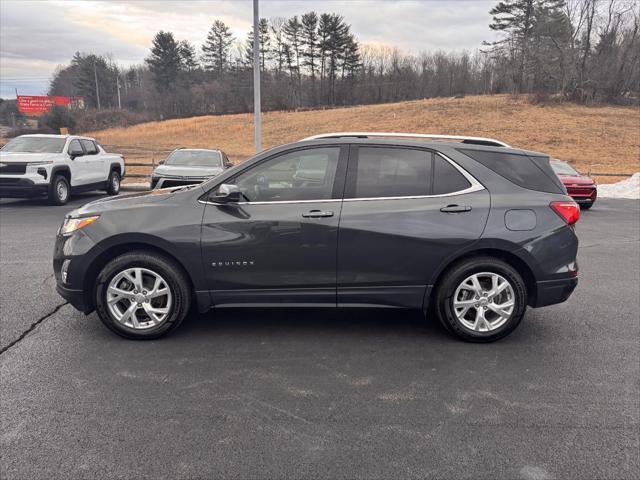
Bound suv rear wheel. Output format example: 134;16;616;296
95;251;191;339
49;174;70;205
106;170;121;195
434;257;527;342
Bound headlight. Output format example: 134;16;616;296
60;215;100;235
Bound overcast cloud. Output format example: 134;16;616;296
0;0;497;98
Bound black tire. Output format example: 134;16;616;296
48;174;70;205
95;251;191;340
106;170;121;195
580;202;593;210
434;256;527;343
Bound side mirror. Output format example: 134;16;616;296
69;147;83;159
224;162;233;169
211;183;242;203
158;159;165;165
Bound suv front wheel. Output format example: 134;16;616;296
95;251;191;339
434;257;527;342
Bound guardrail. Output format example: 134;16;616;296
124;162;155;179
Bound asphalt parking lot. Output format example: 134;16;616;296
1;194;638;479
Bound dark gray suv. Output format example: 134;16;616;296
54;133;579;342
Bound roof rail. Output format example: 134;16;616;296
301;132;510;148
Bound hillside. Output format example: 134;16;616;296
86;95;640;183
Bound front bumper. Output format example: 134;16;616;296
56;283;91;313
531;276;578;308
53;229;98;314
0;175;49;198
151;176;208;189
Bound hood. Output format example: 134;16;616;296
0;152;59;163
557;174;595;186
153;164;224;177
69;186;196;217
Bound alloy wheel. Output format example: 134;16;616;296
452;272;515;332
106;267;172;329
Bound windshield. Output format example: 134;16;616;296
165;150;222;167
551;161;579;176
1;137;66;153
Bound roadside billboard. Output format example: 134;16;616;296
16;95;85;116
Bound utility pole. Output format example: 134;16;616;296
94;62;101;110
116;75;122;109
253;0;261;153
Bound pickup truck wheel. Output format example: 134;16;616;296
106;170;121;195
49;175;70;205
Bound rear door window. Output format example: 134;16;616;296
350;147;432;198
458;149;564;194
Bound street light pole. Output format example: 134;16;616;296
253;0;261;153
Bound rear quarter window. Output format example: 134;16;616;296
433;155;471;195
458;149;564;194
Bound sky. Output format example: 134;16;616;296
0;0;498;99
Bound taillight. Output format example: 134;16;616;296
550;201;580;225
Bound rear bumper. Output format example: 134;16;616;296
567;187;597;204
0;177;49;198
531;277;578;308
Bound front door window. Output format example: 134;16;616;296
231;147;340;202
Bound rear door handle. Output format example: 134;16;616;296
440;204;472;213
302;210;334;218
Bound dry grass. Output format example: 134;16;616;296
86;95;640;183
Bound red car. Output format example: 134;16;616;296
551;159;597;210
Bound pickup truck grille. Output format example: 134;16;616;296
0;163;27;175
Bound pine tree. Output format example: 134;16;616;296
178;40;199;72
283;15;303;85
202;20;234;76
245;18;271;70
301;11;319;94
487;0;536;92
146;31;182;92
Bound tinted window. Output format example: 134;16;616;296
1;137;66;153
80;139;98;154
232;147;340;202
433;155;471;195
68;139;83;154
458;149;564;194
354;147;431;198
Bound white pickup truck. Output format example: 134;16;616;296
0;134;125;205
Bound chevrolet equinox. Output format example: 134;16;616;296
54;133;579;342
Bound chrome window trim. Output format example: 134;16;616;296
199;198;341;206
198;151;484;205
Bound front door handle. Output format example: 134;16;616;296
440;204;472;213
302;210;334;218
